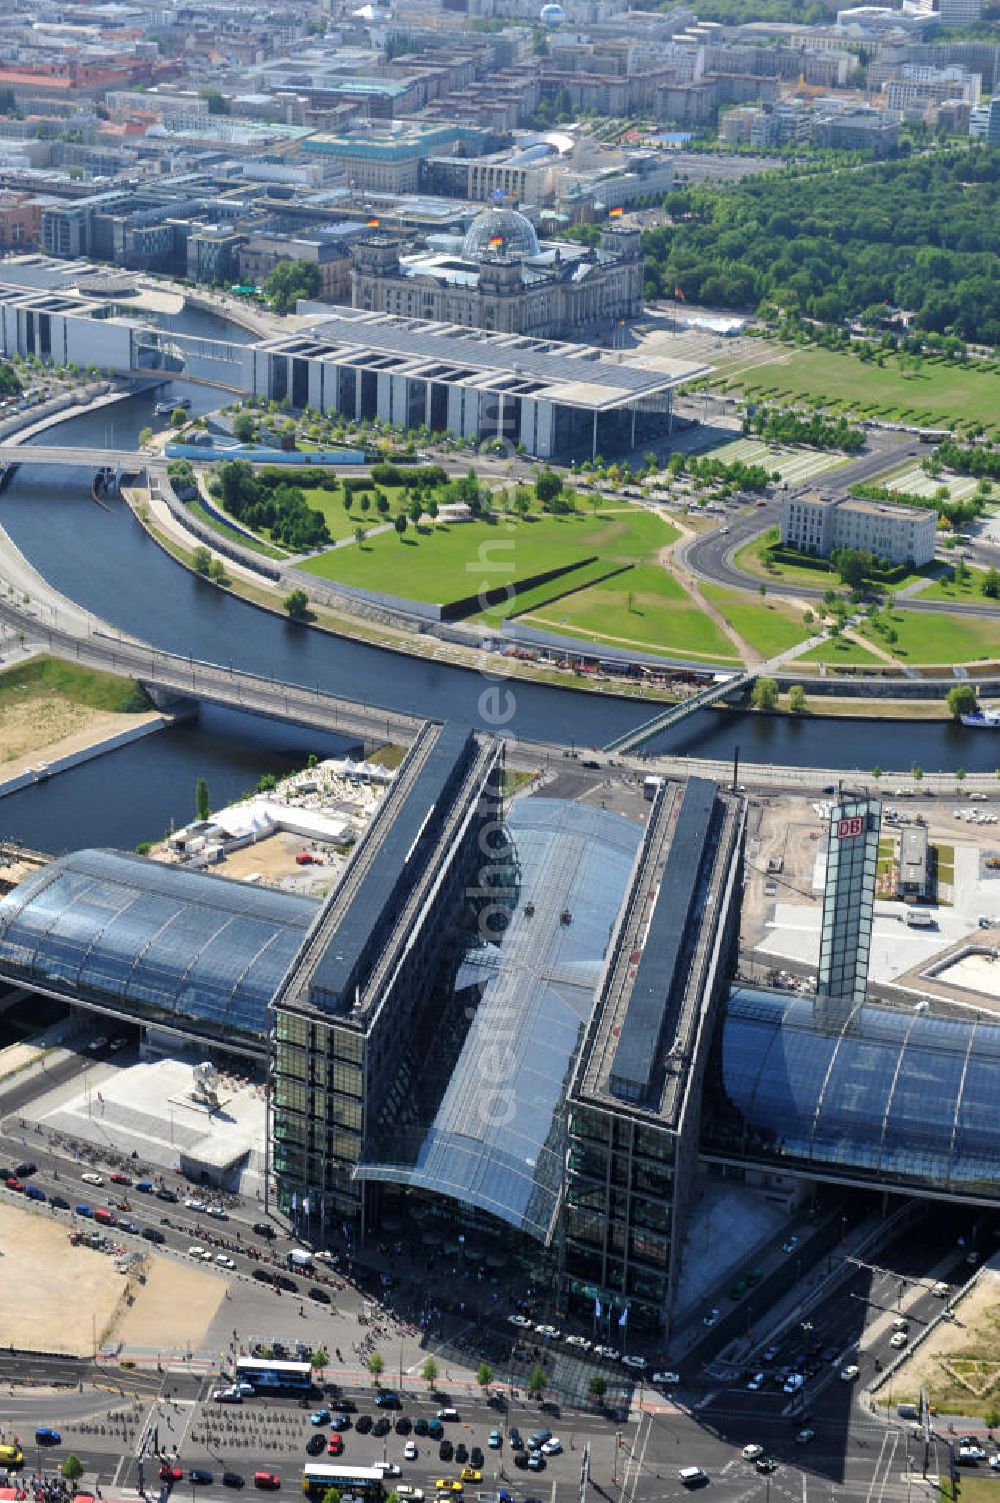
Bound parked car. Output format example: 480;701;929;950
742;1446;764;1462
306;1437;326;1457
222;1474;244;1489
253;1473;280;1490
34;1429;61;1446
189;1470;214;1486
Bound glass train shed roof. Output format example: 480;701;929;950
356;798;643;1241
704;985;1000;1199
0;850;318;1044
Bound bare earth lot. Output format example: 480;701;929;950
0;699;159;778
0;1201;224;1356
887;1269;1000;1416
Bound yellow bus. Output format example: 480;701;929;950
0;1445;24;1467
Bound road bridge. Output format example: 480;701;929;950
0;606;423;752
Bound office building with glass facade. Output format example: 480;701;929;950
562;778;747;1336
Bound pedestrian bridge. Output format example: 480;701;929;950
604;671;753;755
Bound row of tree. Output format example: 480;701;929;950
745;406;865;452
933;440;1000;481
850;480;984;530
641;150;1000;340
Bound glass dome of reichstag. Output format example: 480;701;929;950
462;205;540;262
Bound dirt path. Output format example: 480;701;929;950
660;540;756;666
844;627;898;664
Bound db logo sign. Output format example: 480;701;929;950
836;816;865;839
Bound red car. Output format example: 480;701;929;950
109;1173;132;1186
327;1437;344;1457
253;1475;280;1491
5;1177;24;1192
160;1466;183;1483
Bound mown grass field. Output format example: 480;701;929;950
0;655;149;714
299;505;678;607
525;563;740;663
858;609;1000;664
717;343;1000;433
699;584;814;659
796;637;887;665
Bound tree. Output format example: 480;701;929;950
986;1407;1000;1434
263;259;321;315
208;557;227;585
368;1352;385;1383
322;1489;342;1503
528;1365;548;1399
283;588;310;620
832;547;872;592
872;765;882;781
982;568;1000;600
233;411;255;443
751;677;779;711
787;684;807;714
376;493;390;516
195;778;210;822
394;514;408;540
535;469;563;505
758;582;767;598
588;1374;607;1402
139;426;153;449
408;498;423;525
956;767;966;783
354;526;366;547
947;683;978;720
170;407;187;429
61;1457;84;1484
476;1363;494;1392
311;1347;328;1374
912;766;923;781
421;1357;439;1388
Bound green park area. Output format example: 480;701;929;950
717;343;1000;435
734;531;839;590
916;563;999;605
699;584;812;659
857;608;999;665
0;655;149;715
796;636;886;666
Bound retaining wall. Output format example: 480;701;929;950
0;715;170;801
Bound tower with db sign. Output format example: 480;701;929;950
817;795;882;1012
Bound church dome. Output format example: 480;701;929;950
462;205;540;262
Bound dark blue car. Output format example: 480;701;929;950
76;1204;93;1218
26;1185;46;1202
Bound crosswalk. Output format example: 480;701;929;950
707;439;845;486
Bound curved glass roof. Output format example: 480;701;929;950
0;850;318;1043
704;985;1000;1198
356;798;643;1241
462;206;540;262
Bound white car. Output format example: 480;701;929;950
215;1253;236;1269
188;1245;211;1260
840;1365;860;1383
959;1445;986;1463
783;1374;804;1394
540;1440;562;1456
594;1345;620;1361
622;1355;647;1372
742;1445;764;1462
374;1463;401;1477
781;1236;799;1254
535;1324;560;1340
396;1489;424;1500
988;1457;1000;1472
207;1204;229;1220
703;1308;720;1328
213;1388;242;1404
747;1373;765;1392
653;1371;680;1387
404;1443;418;1462
81;1171;104;1186
185;1198;206;1211
889;1331;909;1349
565;1335;592;1352
507;1314;533;1329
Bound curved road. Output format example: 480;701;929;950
681;442;1000;619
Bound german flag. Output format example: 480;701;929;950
609;205;624;218
674;285;685;301
488;234;504;247
367;217;380;228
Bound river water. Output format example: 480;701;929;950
0;328;992;850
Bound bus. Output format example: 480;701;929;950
302;1466;384;1501
235;1357;313;1393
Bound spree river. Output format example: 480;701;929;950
0;356;992;850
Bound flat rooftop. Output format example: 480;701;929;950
575;779;744;1128
257;309;710;410
274;721;480;1024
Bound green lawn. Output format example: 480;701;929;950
700;584;814;659
859;609;1000;664
527;563;740;663
474;558;621;627
297;484;407;543
917;565;999;605
0;654;149;714
188;497;287;560
298;505;678;608
734;533;839;590
719;343;1000;433
796;637;887;665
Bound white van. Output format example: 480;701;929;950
679;1468;709;1487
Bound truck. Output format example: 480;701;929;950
287;1248;313;1269
904;908;935;929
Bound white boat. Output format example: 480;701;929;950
961;706;1000;728
154;396;191;416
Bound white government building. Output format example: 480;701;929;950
780;488;937;567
